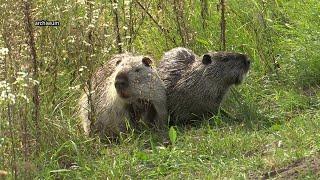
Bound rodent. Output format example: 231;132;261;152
157;47;250;124
78;53;168;141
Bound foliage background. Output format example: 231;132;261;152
0;0;319;178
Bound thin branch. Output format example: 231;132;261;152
200;0;209;29
85;0;97;137
173;0;186;46
128;0;133;51
134;0;177;46
110;0;122;53
23;0;41;153
220;0;226;51
4;56;17;180
1;16;17;179
130;10;146;43
20;104;29;178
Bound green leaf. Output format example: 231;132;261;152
271;124;282;131
169;126;177;145
135;151;149;161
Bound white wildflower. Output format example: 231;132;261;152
0;81;7;88
88;24;95;29
1;91;7;99
77;0;85;4
0;137;4;147
112;3;118;9
68;36;75;43
102;47;111;54
0;47;9;56
124;0;131;6
79;66;87;72
82;40;91;47
18;94;30;103
68;85;80;90
8;93;16;104
28;78;40;85
17;71;28;77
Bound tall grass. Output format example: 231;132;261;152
0;0;319;178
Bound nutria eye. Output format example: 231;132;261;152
116;60;121;65
135;68;141;72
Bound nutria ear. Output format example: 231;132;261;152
202;54;212;65
142;57;153;67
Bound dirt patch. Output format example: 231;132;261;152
260;154;320;179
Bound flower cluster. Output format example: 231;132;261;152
0;70;35;105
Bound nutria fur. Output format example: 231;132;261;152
157;47;250;124
79;54;168;140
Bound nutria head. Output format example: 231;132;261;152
199;51;250;86
114;56;154;100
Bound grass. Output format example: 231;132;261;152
1;0;320;179
35;110;320;179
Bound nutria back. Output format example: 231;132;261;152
157;47;198;91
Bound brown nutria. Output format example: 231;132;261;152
79;54;168;140
157;47;250;124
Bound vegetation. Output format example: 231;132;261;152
0;0;319;179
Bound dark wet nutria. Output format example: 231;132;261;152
158;47;250;124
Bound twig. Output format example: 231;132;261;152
200;0;209;29
128;0;134;51
219;0;226;51
130;14;146;43
134;0;177;46
23;0;41;154
173;0;186;46
110;0;122;53
86;0;97;136
4;54;17;180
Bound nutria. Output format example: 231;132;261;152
157;47;250;124
79;54;168;140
